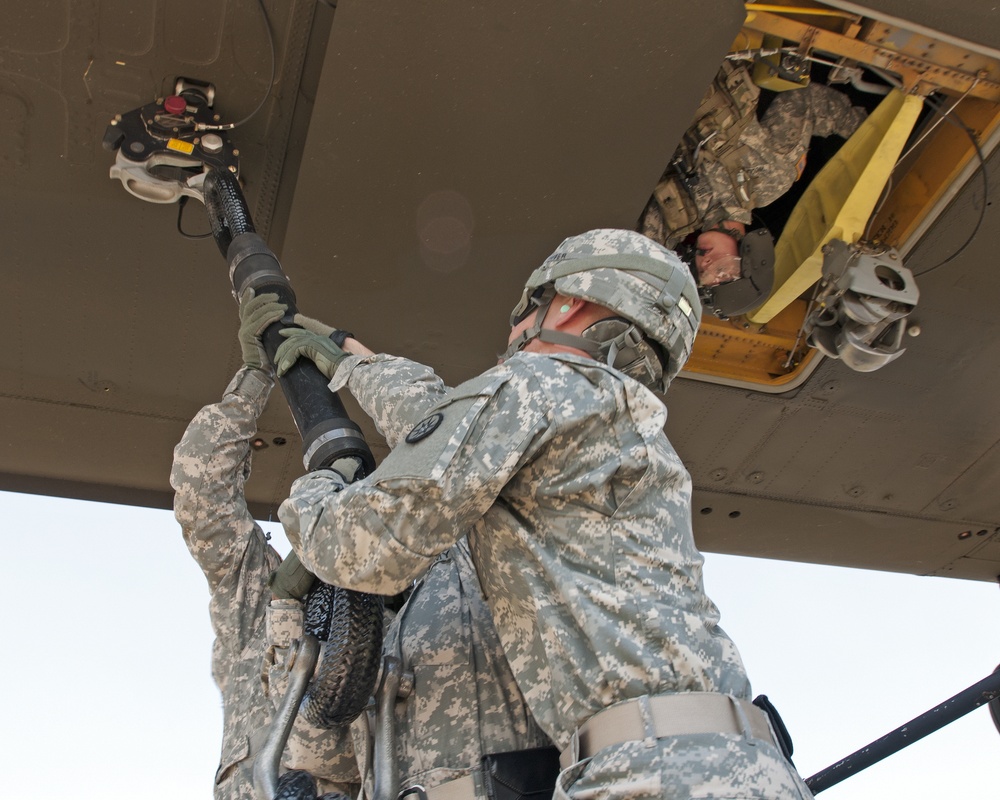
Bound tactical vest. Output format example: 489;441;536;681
653;61;761;243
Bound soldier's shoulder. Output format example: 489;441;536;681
510;354;599;399
445;356;553;397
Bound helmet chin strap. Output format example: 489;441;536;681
502;295;664;388
503;292;558;359
504;292;603;360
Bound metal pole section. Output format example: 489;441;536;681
372;656;406;800
805;669;1000;794
253;636;321;800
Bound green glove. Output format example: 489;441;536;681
238;289;288;371
275;327;350;380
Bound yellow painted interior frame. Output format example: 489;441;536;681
686;301;820;386
869;96;1000;245
742;8;1000;101
684;4;999;389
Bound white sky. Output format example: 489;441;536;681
2;488;997;799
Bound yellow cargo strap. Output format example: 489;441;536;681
748;89;924;324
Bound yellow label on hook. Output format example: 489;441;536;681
167;138;195;155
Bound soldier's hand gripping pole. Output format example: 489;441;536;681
203;167;375;474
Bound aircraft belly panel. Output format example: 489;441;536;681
279;0;746;380
691;488;996;580
1;0;747;521
3;0;999;582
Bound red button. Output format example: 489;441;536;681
163;95;187;115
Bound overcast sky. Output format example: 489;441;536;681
2;488;997;799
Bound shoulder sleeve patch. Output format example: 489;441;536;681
373;372;509;484
404;412;444;444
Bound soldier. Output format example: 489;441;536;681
172;291;550;800
640;61;867;283
172;291;358;800
275;229;816;799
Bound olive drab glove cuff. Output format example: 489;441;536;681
275;327;350;380
292;313;356;348
268;550;317;600
238;289;289;372
329;456;364;483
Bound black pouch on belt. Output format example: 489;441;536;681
481;746;561;800
752;694;795;763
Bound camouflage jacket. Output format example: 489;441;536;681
280;352;752;750
171;367;358;800
384;538;552;798
642;64;868;246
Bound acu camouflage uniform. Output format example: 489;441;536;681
304;347;552;799
641;61;867;247
173;366;549;800
279;228;813;799
378;536;552;799
172;366;359;800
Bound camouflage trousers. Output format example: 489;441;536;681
555;735;814;800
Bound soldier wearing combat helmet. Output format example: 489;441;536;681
276;229;815;799
640;62;867;251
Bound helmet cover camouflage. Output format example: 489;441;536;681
510;229;702;390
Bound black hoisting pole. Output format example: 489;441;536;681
805;668;1000;793
203;168;375;474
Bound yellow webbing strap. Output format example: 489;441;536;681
748;89;924;324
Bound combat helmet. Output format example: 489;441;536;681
505;229;702;392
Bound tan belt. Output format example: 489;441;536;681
399;773;477;800
560;693;775;769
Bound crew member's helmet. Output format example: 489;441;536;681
506;229;702;392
